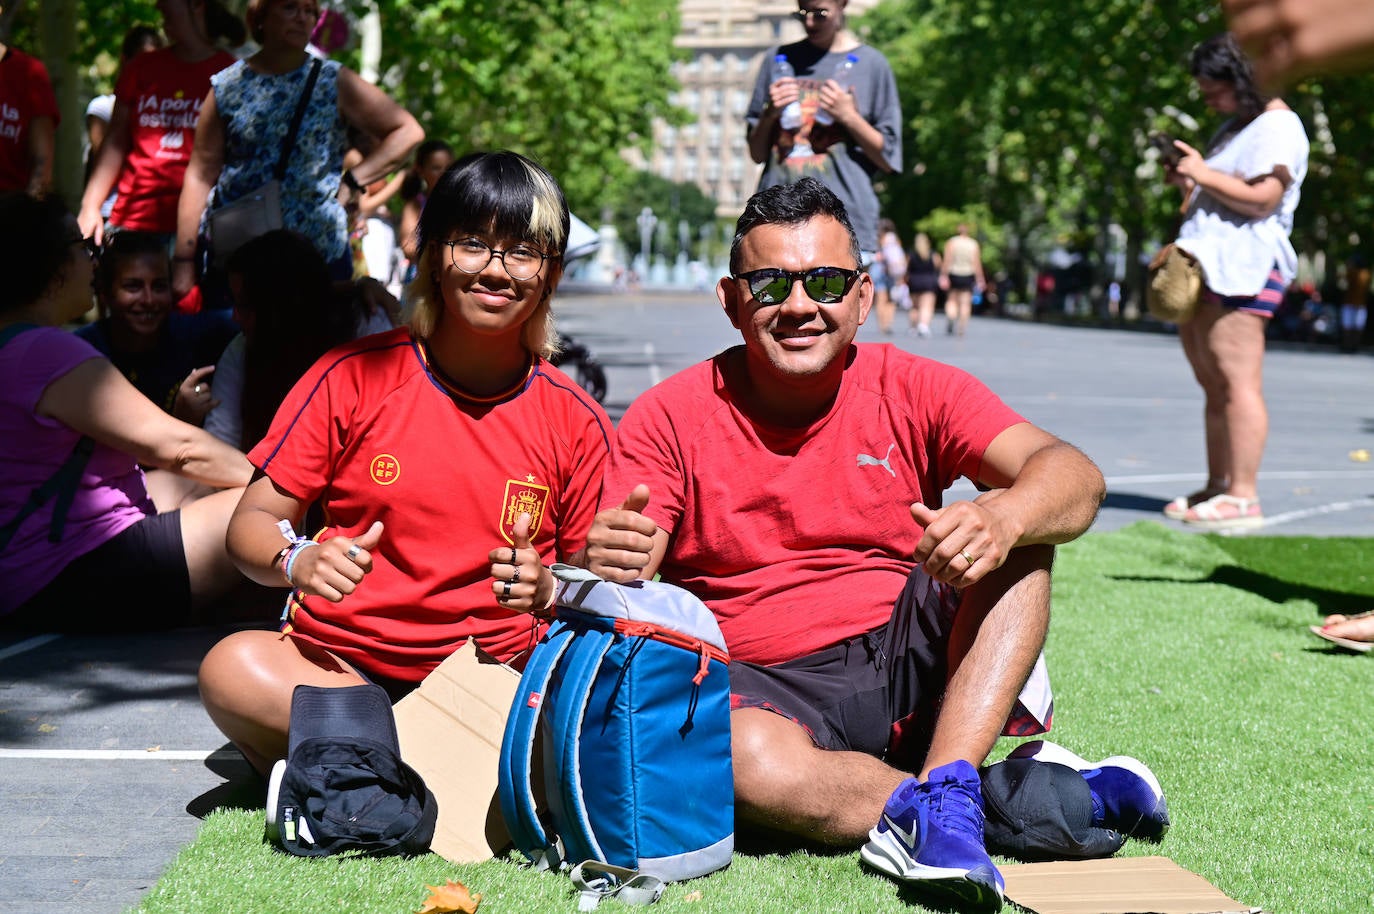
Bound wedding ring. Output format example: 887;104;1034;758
508;548;518;564
961;550;976;565
346;544;362;561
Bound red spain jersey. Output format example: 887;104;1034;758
249;328;612;680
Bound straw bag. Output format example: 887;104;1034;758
208;59;321;268
1146;244;1202;324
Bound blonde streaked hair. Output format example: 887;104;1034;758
407;151;569;359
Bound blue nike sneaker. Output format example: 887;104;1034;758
860;760;1004;913
1006;740;1170;840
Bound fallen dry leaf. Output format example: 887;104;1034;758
417;878;481;914
683;889;704;902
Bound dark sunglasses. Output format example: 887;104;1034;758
733;266;860;304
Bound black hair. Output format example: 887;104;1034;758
416;150;569;261
407;150;569;355
401;139;456;201
95;231;169;300
204;0;247;47
0;192;73;314
226;230;354;447
729;177;861;273
120;24;164;60
1190;33;1269;125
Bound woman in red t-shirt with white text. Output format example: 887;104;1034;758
77;0;243;245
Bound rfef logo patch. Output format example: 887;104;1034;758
370;454;401;486
501;476;549;543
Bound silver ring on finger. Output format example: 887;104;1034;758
194;384;205;394
508;547;518;565
346;543;362;561
961;549;976;565
500;580;512;601
511;567;521;585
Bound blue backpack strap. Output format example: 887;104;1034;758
546;616;616;868
499;619;575;870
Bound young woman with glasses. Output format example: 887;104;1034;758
197;151;615;776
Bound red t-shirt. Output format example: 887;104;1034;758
249;328;614;680
600;343;1025;666
0;47;60;193
110;48;234;232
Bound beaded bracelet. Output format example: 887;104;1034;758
283;540;319;588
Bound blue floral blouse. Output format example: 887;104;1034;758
207;57;347;261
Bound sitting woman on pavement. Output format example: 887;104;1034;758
0;192;254;628
204;229;392;450
197;151;614;775
76;230;236;425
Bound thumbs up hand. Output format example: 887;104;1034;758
489;512;553;613
584;485;660;583
292;521;384;602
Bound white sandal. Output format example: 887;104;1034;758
1182;493;1263;530
1163;486;1227;520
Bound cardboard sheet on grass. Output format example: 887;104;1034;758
1002;856;1260;914
393;638;532;863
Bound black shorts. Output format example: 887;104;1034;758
948;273;977;291
3;512;192;632
728;568;958;772
907;274;940;294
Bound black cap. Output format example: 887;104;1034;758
271;684;438;857
980;757;1126;861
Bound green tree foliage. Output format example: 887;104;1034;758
331;0;684;217
8;0;686;219
856;0;1374;293
605;170;719;258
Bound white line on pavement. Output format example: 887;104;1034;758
0;633;62;662
1218;496;1374;536
645;341;660;387
0;748;243;761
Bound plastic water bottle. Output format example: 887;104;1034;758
813;52;859;126
772;55;802;131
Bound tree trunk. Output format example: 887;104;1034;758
38;0;81;205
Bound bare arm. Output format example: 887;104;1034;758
1173;139;1288;220
359;169;405;218
79;101;133;241
399;197;422;261
820;82;894;172
336;68;423;188
174;92;225;298
912;423;1104;586
746;75;798;165
228;472;381;597
35;358;252;488
26;114;55;196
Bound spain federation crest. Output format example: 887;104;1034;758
501;476;550;544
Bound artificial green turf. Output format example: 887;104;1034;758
129;522;1374;914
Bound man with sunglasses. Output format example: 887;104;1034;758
585;180;1109;912
746;0;900;258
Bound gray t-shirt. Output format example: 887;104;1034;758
747;42;902;252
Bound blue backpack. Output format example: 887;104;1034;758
498;566;734;903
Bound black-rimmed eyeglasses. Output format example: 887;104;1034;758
791;8;830;21
444;237;555;281
733;266;860;304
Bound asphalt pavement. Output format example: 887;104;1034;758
3;290;1372;914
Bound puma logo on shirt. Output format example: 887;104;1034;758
856;443;897;477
